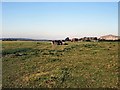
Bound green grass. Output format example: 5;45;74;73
2;41;119;88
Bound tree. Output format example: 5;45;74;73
65;37;70;41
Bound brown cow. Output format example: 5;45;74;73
71;38;79;42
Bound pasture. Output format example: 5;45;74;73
2;41;119;88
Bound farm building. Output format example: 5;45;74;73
99;34;119;40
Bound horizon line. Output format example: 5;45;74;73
1;34;119;40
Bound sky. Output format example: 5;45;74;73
2;2;118;39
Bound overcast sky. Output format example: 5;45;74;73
2;2;118;39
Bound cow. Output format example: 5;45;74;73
52;40;63;45
71;38;79;42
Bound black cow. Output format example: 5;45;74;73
52;40;63;45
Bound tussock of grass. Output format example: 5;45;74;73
2;48;31;55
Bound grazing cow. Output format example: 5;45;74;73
52;40;63;45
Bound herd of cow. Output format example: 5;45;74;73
51;37;98;45
51;35;120;45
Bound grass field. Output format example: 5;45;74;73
2;41;119;88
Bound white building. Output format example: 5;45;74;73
99;34;119;40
